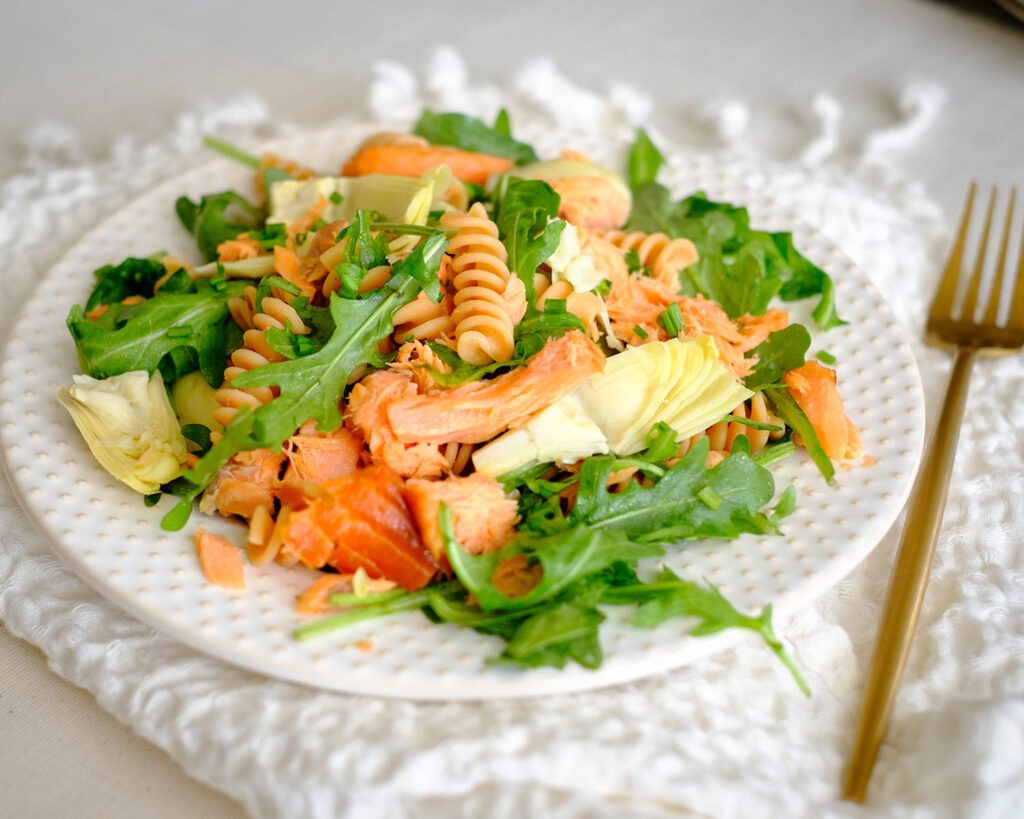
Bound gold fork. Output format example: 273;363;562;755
842;183;1024;802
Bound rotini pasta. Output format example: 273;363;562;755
440;203;524;366
535;276;604;341
598;229;698;288
676;393;784;465
392;292;456;343
215;287;310;427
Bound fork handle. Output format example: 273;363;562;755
842;346;977;802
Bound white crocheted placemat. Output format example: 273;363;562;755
1;50;1022;819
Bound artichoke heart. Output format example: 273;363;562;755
267;166;455;232
473;336;753;477
57;370;189;494
575;336;753;455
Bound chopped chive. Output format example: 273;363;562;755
658;303;684;337
697;486;723;510
722;414;784;433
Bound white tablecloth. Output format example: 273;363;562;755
2;2;1023;817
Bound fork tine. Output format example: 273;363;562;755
931;182;976;322
1008;194;1024;333
961;186;997;322
983;188;1016;326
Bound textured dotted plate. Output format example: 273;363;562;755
0;123;925;699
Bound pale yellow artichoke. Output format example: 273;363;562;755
57;370;189;494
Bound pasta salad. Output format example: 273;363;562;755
58;111;863;689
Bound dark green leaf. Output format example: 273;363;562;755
66;278;247;384
602;567;810;695
413;110;539;165
492;177;565;298
765;387;835;484
443;510;662;612
626;182;843;328
84;256;169;311
571;437;779;542
742;323;811;391
180;423;213;454
627;127;665;188
503;603;605;669
175;190;264;262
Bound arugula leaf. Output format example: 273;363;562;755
67;278;247;384
742;323;811;391
492;108;512;137
161;235;444;530
175;190;264;262
233;245;442;448
445;518;663;612
603;567;810;695
502;602;605;669
491;176;565;298
432;496;805;685
84;256;169;311
627;127;665;188
570;437;780;541
333;211;390;298
413;110;539;165
292;580;464;641
764;387;836;484
512;304;586;360
624;138;845;329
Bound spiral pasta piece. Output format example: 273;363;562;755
676;392;784;465
214;289;310;427
599;229;699;288
392;293;456;343
535;277;603;341
440;203;521;366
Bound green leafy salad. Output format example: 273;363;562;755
57;109;869;694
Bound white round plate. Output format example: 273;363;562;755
0;123;925;699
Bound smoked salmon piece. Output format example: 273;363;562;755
294;573;355;616
383;330;606;444
195;528;246;590
281;423;364;483
783;360;862;461
604;269;785;379
341;144;514;186
403;472;520;564
346;370;451;479
294;570;398;615
277;465;441;590
199;448;285;520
